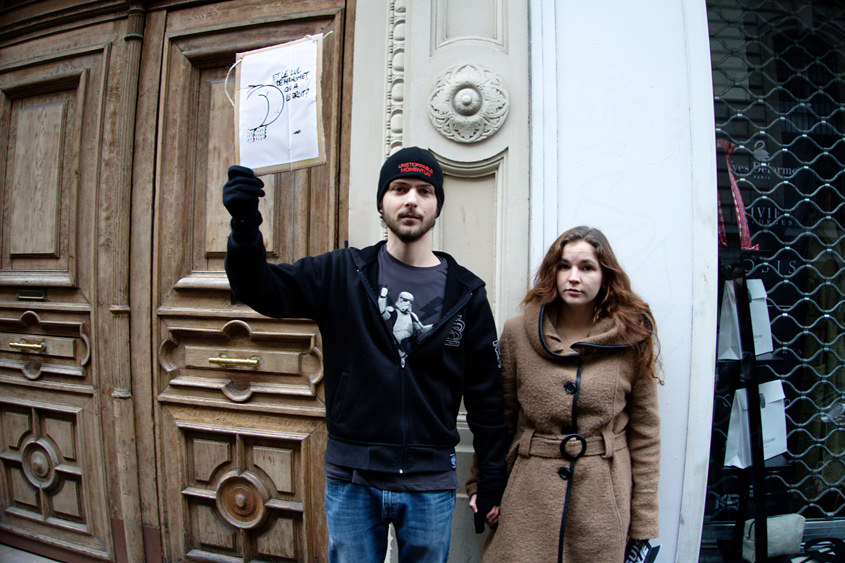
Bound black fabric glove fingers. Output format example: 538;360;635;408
223;165;265;231
223;165;265;217
473;511;486;534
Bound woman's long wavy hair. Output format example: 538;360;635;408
524;226;661;380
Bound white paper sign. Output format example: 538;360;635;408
234;35;326;174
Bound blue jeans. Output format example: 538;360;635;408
324;478;456;562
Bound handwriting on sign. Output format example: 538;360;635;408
274;68;312;103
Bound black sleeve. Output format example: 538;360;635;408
224;226;336;323
461;288;508;510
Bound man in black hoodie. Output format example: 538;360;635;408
223;146;506;562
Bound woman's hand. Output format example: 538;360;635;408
469;493;500;526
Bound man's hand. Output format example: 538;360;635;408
222;165;265;227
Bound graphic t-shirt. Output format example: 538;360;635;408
377;245;448;359
324;245;456;491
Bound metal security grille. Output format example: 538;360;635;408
704;0;845;546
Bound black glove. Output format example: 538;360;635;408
222;165;265;230
473;511;486;534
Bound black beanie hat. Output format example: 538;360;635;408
377;146;444;215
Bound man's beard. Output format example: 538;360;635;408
383;211;437;243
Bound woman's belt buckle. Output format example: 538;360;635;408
560;433;587;461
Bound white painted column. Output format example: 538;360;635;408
528;0;561;272
528;0;718;560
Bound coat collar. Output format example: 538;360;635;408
523;300;641;359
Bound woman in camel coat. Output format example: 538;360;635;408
468;226;661;562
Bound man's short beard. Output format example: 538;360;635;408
382;213;437;243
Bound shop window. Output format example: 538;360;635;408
704;0;845;554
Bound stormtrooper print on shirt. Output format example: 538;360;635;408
377;245;448;360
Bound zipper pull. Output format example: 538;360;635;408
400;357;406;368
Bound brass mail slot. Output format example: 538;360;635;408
208;355;262;367
186;344;302;374
0;333;75;358
9;341;46;352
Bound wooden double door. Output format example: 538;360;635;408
0;1;352;561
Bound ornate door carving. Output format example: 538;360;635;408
147;2;347;560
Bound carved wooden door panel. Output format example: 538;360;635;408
0;18;126;562
147;2;348;561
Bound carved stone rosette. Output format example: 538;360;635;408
428;63;510;143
